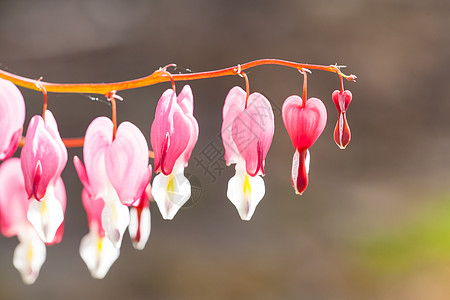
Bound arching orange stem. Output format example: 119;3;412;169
0;59;356;95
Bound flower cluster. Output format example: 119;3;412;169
0;66;353;283
0;79;66;283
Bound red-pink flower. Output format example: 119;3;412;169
0;158;65;284
74;116;151;248
0;78;25;161
150;85;198;220
332;90;352;149
282;95;327;195
20;110;67;243
221;86;274;220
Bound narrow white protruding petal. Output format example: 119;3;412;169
80;230;120;279
27;188;64;243
101;199;130;248
13;230;46;284
227;162;265;221
291;149;310;182
152;170;191;220
305;149;310;174
129;206;151;250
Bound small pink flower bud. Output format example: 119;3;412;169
332;90;352;149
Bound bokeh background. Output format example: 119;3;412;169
1;0;450;299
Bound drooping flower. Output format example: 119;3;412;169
282;95;327;195
0;78;25;161
332;89;352;149
20;110;67;243
0;158;65;284
74;116;151;248
221;86;274;220
150;85;198;220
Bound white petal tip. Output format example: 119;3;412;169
80;232;120;279
129;207;151;250
152;172;191;221
227;165;265;221
240;215;252;221
159;205;179;220
27;196;64;243
13;233;46;285
132;242;146;250
101;200;130;248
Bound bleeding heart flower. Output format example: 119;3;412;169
0;158;65;284
0;78;25;161
332;90;352;149
20;110;67;243
74;116;152;248
282;95;327;195
150;85;198;220
221;86;274;220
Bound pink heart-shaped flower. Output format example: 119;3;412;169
332;90;352;149
282;96;327;151
230;92;274;176
151;86;198;175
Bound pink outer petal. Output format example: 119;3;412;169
46;176;67;245
221;86;247;165
73;156;94;197
83;117;113;198
21;111;67;200
44;111;68;177
1;128;23;161
0;78;25;160
151;88;195;175
231;92;274;176
81;188;105;237
177;86;199;167
332;90;352;113
105;122;151;206
0;158;30;237
282;96;327;151
177;85;194;115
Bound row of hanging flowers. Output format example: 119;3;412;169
0;60;355;283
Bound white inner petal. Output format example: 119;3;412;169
339;113;344;146
129;206;151;250
227;160;265;221
79;230;120;279
101;184;130;248
305;149;310;174
27;185;64;244
151;165;191;220
13;228;46;284
291;150;310;194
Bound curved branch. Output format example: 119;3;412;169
0;59;356;95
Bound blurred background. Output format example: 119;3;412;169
1;0;450;299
